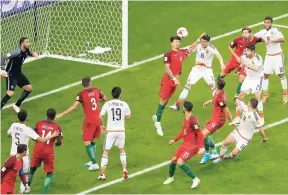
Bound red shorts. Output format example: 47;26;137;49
159;78;176;100
31;152;55;173
82;120;101;141
174;146;198;162
205;120;225;133
223;58;240;74
1;183;14;194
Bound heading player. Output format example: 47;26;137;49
1;37;39;112
213;98;268;163
98;87;131;180
1;144;30;194
254;16;287;104
232;44;264;126
7;109;58;193
152;35;196;136
28;108;63;194
163;101;204;189
170;34;226;111
217;27;262;97
200;78;233;164
56;76;106;171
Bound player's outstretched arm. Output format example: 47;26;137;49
56;101;80;119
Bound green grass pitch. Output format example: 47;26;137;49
1;1;288;194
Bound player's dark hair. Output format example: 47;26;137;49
19;37;29;46
183;101;193;112
170;36;181;43
112;87;121;99
82;76;91;87
47;108;56;120
246;44;256;52
264;16;273;23
17;144;27;154
242;27;251;33
217;78;226;89
18;110;28;122
201;34;211;42
250;98;258;109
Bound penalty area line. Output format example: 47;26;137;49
76;117;288;195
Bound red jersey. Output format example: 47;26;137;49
163;49;189;80
77;88;105;122
33;120;62;155
1;156;26;188
230;36;262;59
173;115;204;148
211;90;227;122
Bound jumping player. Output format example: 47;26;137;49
213;98;268;164
1;37;39;112
153;35;198;136
1;144;30;194
217;27;263;97
163;101;204;189
56;76;106;171
28;108;63;194
98;87;131;180
254;16;287;104
200;78;233;164
169;33;226;111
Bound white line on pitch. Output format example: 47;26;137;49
76;117;288;195
273;24;288;29
2;13;288;110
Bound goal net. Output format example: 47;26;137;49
1;0;127;68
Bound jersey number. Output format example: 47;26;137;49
42;130;52;144
200;53;204;58
91;98;97;111
111;108;121;121
15;132;20;145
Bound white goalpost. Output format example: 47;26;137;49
1;0;128;68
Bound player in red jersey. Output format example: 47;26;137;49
153;35;199;136
200;78;233;164
1;144;30;194
163;101;204;189
217;27;263;97
56;76;106;171
28;108;62;194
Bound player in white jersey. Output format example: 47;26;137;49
233;44;265;126
254;16;287;104
169;34;226;111
7;110;59;193
213;98;268;163
98;87;131;180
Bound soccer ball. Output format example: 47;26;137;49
177;27;188;38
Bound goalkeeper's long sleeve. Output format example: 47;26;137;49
1;47;21;70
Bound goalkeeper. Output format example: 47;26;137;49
1;37;38;112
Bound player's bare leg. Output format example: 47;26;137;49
213;135;236;163
12;85;33;113
1;90;14;109
254;91;265;125
98;149;109;180
279;74;288;104
119;148;128;179
84;140;99;171
262;74;270;103
163;157;177;184
170;83;192;111
153;98;168;136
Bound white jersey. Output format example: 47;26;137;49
241;54;263;79
194;44;220;68
100;99;131;131
237;101;261;140
255;27;284;54
7;123;39;155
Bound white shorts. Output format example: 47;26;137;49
230;130;249;151
187;66;214;85
264;54;285;75
103;132;125;150
22;155;30;173
241;77;263;94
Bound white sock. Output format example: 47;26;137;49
101;155;108;168
257;100;264;114
211;87;216;96
220;145;228;157
263;78;269;92
280;76;287;90
120;153;127;168
179;86;190;100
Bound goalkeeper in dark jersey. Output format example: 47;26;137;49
1;37;38;112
